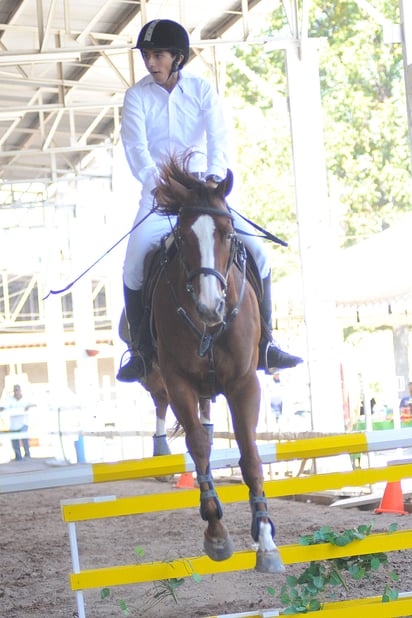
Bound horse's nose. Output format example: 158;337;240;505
196;297;225;326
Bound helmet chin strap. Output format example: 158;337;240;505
167;56;182;80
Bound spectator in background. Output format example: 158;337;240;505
269;373;283;422
0;384;36;461
399;381;412;420
399;381;412;409
360;397;376;416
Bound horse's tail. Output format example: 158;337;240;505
170;419;185;439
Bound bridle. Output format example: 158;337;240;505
160;202;248;358
177;205;237;300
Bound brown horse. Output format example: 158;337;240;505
144;154;284;573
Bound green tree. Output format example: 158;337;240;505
312;0;411;244
225;0;411;279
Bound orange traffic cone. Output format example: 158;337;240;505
174;472;195;489
375;481;408;515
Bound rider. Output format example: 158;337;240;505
117;18;302;382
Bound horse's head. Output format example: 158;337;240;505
155;154;237;327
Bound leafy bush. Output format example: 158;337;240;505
268;523;399;614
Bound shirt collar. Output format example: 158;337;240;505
141;70;185;93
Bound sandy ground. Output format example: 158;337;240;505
1;462;412;618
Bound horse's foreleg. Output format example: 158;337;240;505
196;462;234;561
239;451;284;573
153;393;168;439
249;491;285;573
237;451;284;572
151;394;173;482
228;376;285;573
199;398;213;444
172;401;233;562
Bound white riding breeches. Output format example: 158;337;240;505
123;189;271;291
231;208;271;279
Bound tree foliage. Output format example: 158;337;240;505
224;0;411;278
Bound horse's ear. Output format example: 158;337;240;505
219;169;233;198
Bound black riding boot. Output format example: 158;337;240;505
258;273;303;374
116;286;152;382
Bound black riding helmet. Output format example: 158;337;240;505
134;19;190;70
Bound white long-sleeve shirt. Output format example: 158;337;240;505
120;66;269;289
0;394;35;431
121;68;228;190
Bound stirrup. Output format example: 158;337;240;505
116;348;151;382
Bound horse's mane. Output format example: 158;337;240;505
154;152;212;216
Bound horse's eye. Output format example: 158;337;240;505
226;232;234;241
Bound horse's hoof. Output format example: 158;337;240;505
204;534;234;562
255;549;285;574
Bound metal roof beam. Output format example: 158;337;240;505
36;0;45;49
1;126;108;140
241;0;249;40
0;117;22;147
10;274;37;323
78;107;110;146
63;0;71;37
0;24;132;46
0;101;121;115
0;34;298;62
140;0;147;25
76;0;121;42
0;143;112;157
41;109;64;150
0;22;132;44
0;74;123;92
89;34;130;89
41;0;58;52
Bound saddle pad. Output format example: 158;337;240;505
142;233;177;307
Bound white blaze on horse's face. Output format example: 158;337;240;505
191;214;226;326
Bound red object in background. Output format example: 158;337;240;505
375;481;408;515
85;349;99;357
400;403;412;422
174;472;195;489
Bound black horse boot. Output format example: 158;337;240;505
258;273;303;374
116;286;152;382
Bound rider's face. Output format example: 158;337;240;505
141;49;182;90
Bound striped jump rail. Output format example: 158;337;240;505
203;592;412;617
61;452;412;618
4;427;412;493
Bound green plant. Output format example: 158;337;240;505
101;587;131;616
101;547;201;616
267;523;399;614
139;557;201;612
